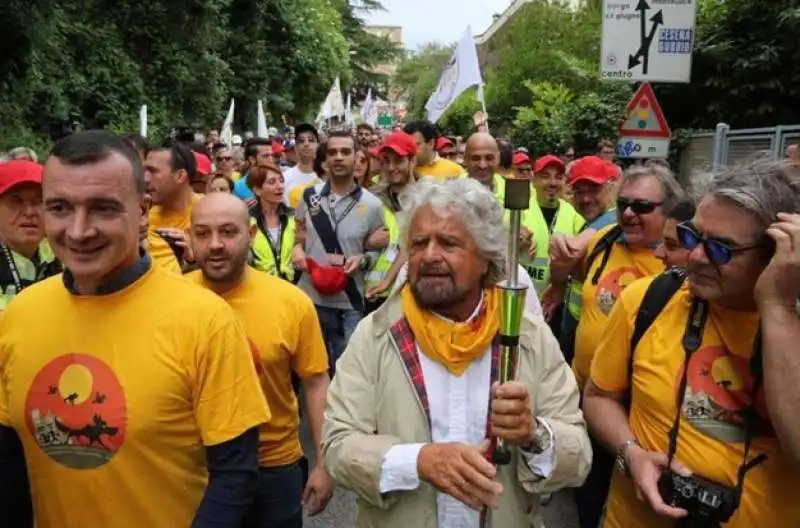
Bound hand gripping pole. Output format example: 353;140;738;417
491;178;530;465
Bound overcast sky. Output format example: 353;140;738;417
366;0;513;50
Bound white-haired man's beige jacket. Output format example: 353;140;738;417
322;293;592;528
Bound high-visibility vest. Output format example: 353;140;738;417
250;211;296;282
364;205;401;297
492;173;506;203
519;197;584;298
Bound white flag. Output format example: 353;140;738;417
345;93;355;126
361;89;378;127
139;105;148;138
321;77;345;120
221;99;235;146
257;100;268;137
425;26;484;123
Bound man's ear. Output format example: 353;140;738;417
248;221;258;242
175;169;189;185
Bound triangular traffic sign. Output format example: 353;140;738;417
619;83;670;138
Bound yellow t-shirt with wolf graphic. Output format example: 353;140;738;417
0;267;269;527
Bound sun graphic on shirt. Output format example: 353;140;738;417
595;266;645;315
24;354;127;470
58;365;94;405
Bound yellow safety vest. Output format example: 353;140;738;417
250;212;296;282
519;197;584;298
364;205;401;297
492;173;506;203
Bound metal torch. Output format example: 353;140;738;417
491;177;531;466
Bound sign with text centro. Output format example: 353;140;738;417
617;83;671;158
601;0;698;83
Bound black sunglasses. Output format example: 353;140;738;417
676;222;764;265
617;197;662;215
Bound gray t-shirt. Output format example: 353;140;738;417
296;182;384;310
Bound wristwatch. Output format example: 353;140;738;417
522;419;553;455
615;438;640;476
359;254;372;271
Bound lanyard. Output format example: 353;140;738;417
1;243;23;292
257;212;286;280
327;194;359;234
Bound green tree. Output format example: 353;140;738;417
656;0;800;129
485;1;604;130
392;43;454;121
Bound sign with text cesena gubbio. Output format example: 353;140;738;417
601;0;698;83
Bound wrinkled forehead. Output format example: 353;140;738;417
693;195;762;245
618;174;664;201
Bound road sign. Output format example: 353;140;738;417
617;83;671;159
600;0;698;83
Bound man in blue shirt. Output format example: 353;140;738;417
233;138;282;205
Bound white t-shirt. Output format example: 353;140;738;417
391;264;543;317
283;166;319;203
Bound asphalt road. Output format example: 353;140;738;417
299;414;580;528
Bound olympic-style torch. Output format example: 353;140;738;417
491;177;531;465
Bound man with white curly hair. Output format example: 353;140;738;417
322;177;591;528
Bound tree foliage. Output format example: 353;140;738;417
392;0;799;161
0;0;396;150
656;0;800;129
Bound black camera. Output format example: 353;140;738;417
658;471;737;527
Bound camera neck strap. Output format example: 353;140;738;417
666;297;768;511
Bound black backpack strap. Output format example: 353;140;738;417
302;186;364;313
585;224;623;285
625;268;686;410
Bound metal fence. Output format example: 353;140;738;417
680;123;800;178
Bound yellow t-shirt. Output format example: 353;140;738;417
416;156;465;181
0;267;270;527
147;193;202;274
187;269;328;467
287;178;322;209
591;277;800;528
572;225;663;388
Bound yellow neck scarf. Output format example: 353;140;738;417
401;285;500;376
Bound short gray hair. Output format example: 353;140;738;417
400;177;507;286
620;164;685;212
7;147;38;163
705;159;800;232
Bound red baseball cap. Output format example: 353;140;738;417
270;140;286;155
568;156;611;185
534;155;565;174
379;132;418;157
512;152;532;166
193;152;212;176
0;160;43;196
306;258;348;296
434;136;454;151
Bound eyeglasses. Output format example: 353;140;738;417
617;197;662;215
217;156;232;162
676;222;763;265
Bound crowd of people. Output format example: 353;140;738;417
0;119;799;528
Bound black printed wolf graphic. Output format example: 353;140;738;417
55;414;119;450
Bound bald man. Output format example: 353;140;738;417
187;193;334;526
465;133;500;189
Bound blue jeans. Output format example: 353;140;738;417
244;460;306;528
316;306;361;376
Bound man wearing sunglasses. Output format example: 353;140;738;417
214;147;241;182
570;164;684;528
583;158;800;528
